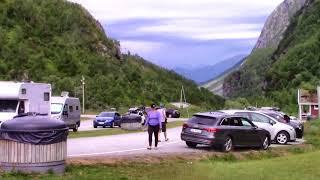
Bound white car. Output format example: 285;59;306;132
220;110;296;144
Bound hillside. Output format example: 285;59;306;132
174;55;245;84
201;57;246;96
0;0;225;110
204;0;307;96
224;0;320;112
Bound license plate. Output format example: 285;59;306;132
190;129;202;133
98;122;104;125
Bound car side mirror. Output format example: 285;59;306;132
269;120;275;126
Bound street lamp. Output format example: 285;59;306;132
81;76;85;114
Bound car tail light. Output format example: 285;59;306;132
182;123;189;129
204;128;218;133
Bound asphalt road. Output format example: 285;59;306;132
78;116;187;131
67;126;304;157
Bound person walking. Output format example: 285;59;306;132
145;103;162;150
158;104;168;142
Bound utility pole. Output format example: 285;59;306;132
81;76;85;114
180;86;189;118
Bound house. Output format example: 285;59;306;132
298;87;320;120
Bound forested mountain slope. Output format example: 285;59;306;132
224;0;320;112
0;0;225;110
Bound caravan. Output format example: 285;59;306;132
0;81;51;123
51;92;81;132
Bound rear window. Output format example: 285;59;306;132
187;115;218;126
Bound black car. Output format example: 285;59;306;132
181;112;271;152
260;110;304;138
166;109;180;118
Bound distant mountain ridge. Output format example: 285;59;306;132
174;55;245;84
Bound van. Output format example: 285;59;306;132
51;92;81;132
0;81;51;123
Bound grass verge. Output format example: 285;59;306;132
68;121;184;139
2;120;320;179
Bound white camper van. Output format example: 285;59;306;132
51;92;81;132
0;81;51;123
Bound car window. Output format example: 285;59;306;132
235;112;250;119
220;118;230;126
240;118;253;127
231;118;243;126
188;115;218;125
251;113;271;123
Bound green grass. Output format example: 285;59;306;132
3;150;320;179
68;121;184;139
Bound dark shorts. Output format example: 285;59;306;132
161;122;167;132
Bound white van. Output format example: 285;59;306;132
51;92;81;132
0;81;51;123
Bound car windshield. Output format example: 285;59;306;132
0;100;18;113
264;112;283;121
99;112;114;117
51;103;63;114
188;115;218;126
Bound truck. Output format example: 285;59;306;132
0;81;51;123
50;92;81;132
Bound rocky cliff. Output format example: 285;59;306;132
203;0;308;96
254;0;307;49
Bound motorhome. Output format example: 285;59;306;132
0;81;51;123
51;92;81;132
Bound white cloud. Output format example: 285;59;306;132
120;40;164;54
69;0;283;41
69;0;283;22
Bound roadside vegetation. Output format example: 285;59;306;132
2;120;319;179
68;121;184;139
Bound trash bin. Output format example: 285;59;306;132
120;114;142;130
0;113;68;174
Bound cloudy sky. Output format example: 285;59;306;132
70;0;283;69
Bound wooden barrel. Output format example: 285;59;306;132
0;140;67;174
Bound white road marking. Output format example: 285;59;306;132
68;141;180;157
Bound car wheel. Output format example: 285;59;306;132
261;136;270;150
73;124;79;132
222;137;233;152
276;131;289;145
110;122;114;128
186;141;197;148
93;125;97;128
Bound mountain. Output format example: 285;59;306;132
254;0;307;49
200;57;246;96
0;0;225;110
203;0;308;97
174;55;245;84
224;0;320;112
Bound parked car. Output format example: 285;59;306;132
259;110;304;138
181;112;271;152
220;110;296;144
166;109;180;118
93;111;121;128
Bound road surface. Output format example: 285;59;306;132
78;117;187;131
67;127;304;157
